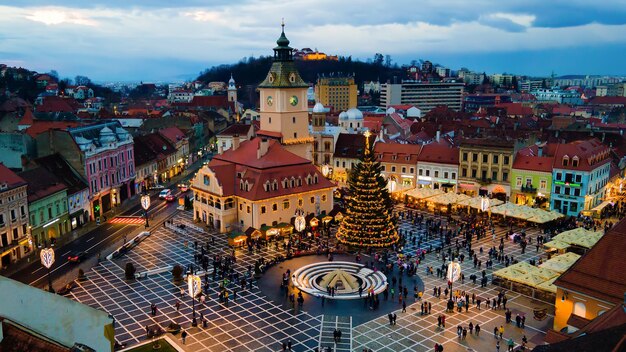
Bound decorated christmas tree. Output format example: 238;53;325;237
336;131;399;248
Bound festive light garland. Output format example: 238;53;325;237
335;136;399;248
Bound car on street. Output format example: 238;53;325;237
165;194;176;202
68;251;87;263
159;189;172;199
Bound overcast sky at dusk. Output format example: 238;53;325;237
1;1;626;82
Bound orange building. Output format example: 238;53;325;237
551;218;626;333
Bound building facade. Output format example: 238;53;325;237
314;75;357;111
380;81;464;113
458;138;514;199
416;141;459;192
36;122;135;220
192;138;334;233
510;145;554;208
550;139;611;217
0;164;31;270
531;88;583;105
19;167;69;247
374;142;420;193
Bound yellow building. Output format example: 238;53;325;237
458;138;515;199
551;218;626;333
315;76;357;112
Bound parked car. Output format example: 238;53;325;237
165;194;176;202
68;251;87;263
159;189;172;199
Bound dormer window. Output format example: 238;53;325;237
378;155;382;159
264;181;270;192
306;174;312;185
392;155;397;161
290;177;295;188
273;180;278;191
562;155;569;167
405;156;410;161
572;156;579;167
297;177;302;186
314;174;318;184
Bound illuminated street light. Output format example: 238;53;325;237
40;247;55;293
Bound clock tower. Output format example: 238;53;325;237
257;24;313;161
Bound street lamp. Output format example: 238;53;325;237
294;208;306;240
141;194;150;228
40;247;55;293
188;274;201;327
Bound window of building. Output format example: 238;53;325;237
425;170;430;177
463;153;468;161
310;196;315;204
391;166;396;172
239;203;243;211
572;156;579;167
321;194;327;202
283;199;290;210
418;169;423;176
575;174;582;183
482;154;488;163
247;206;251;214
0;214;4;226
401;167;406;173
540;179;547;190
471;169;477;178
493;155;499;164
562;156;569;166
292;116;296;124
556;172;562;181
269;117;272;124
10;209;16;221
298;198;303;207
12;228;18;240
555;186;561;194
516;177;522;187
261;206;266;214
574;188;581;196
472;153;478;162
434;171;439;178
272;203;278;211
492;171;498;181
48;207;52;219
504;156;509;165
410;167;414;174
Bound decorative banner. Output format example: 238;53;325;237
480;197;490;212
141;195;151;210
446;261;461;284
40;248;55;269
294;215;306;232
187;275;202;297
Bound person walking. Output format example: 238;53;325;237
507;338;515;351
496;340;500;352
499;325;504;340
181;329;188;344
475;323;481;336
402;300;407;313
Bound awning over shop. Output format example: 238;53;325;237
549;228;603;249
538;252;581;273
591;200;613;212
427;192;471;206
405;188;443;200
456;196;504;210
493;261;559;289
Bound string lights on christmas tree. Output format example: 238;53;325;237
336;131;399;248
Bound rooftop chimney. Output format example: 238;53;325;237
232;134;240;151
257;138;269;159
436;130;441;143
538;145;543;157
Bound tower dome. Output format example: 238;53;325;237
346;108;363;120
228;74;236;89
339;111;348;120
313;102;325;113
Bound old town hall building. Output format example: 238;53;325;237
191;27;334;233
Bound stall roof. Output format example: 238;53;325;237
539;252;581;273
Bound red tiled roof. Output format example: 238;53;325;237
256;130;283;139
388;113;415;131
589;96;626;105
374;142;421;164
512;146;555;173
188;95;229;108
552;139;610;172
19;167;67;202
417;141;459;165
0;164;27;189
24;121;81;138
554;217;626;304
206;138;334;201
218;124;253;137
498;102;534;117
158;126;187;145
389;104;416;111
18;108;34;126
36;96;77;113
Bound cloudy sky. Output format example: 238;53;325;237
1;0;625;82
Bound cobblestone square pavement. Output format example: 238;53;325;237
67;207;553;351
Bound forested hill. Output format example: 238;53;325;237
197;56;406;86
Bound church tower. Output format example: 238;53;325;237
257;23;313;161
227;74;237;102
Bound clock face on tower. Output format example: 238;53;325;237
290;95;299;106
266;96;273;106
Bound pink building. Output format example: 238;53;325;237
36;122;135;220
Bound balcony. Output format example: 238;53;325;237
521;185;537;193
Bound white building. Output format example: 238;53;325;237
380;81;464;113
